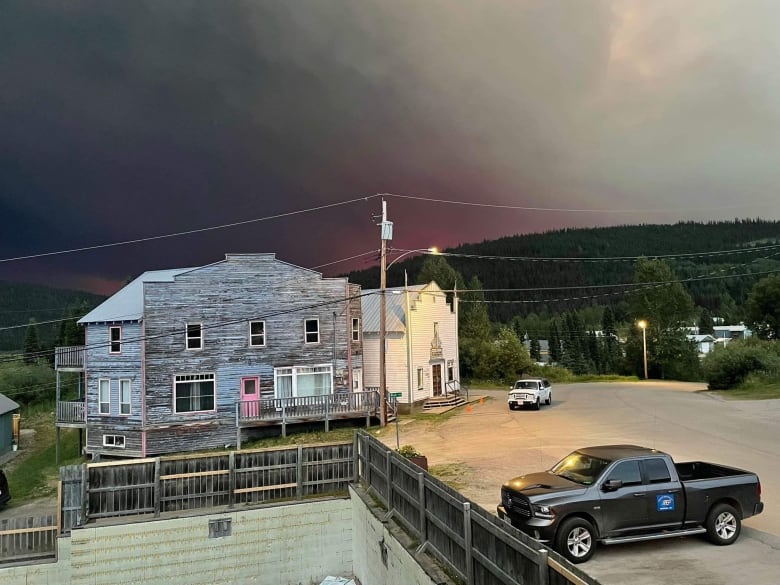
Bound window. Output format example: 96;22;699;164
209;518;232;538
241;377;258;397
109;326;122;354
606;460;643;486
447;360;455;382
186;323;203;350
351;318;360;342
103;434;125;448
249;321;266;347
274;365;332;398
174;373;215;413
99;379;110;415
417;367;424;389
119;379;131;415
304;319;319;344
645;458;672;484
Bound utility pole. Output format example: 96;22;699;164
378;198;392;426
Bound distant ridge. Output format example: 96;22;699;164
348;219;780;322
0;281;105;351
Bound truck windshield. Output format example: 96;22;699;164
514;381;538;390
550;452;612;485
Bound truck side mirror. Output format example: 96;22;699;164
602;479;623;492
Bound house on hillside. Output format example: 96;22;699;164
713;324;752;342
686;334;717;357
361;281;459;409
55;254;366;458
0;394;20;455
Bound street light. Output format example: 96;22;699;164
638;320;648;380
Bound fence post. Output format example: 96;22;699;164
296;445;304;498
324;397;330;433
81;463;88;526
153;458;161;518
385;450;393;511
463;502;473;585
417;472;427;544
228;451;236;509
352;432;360;484
537;548;550;585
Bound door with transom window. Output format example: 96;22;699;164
432;364;443;396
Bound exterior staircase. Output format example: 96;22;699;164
422;394;466;410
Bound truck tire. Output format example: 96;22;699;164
706;503;741;545
546;392;552;406
533;397;540;411
555;517;596;563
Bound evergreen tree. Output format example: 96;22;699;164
530;336;541;362
548;319;562;363
23;318;41;364
698;309;715;335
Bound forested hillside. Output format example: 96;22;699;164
0;282;104;351
348;219;780;324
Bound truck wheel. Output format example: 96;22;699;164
533;397;540;411
546;392;552;406
509;404;515;411
706;503;741;545
555;518;596;563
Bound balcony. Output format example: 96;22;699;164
56;401;86;427
55;346;85;370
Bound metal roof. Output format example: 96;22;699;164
0;393;20;416
361;284;427;334
78;268;195;324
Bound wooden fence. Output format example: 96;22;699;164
355;431;600;585
0;515;58;564
59;442;354;531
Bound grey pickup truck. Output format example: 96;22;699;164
497;445;764;563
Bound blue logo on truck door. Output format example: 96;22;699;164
657;494;675;511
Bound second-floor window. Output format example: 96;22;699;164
186;323;203;350
99;379;110;415
109;326;122;354
119;379;131;415
174;373;215;413
304;319;319;344
351;318;360;342
249;321;265;347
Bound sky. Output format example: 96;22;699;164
2;0;780;295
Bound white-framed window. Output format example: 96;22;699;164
109;326;122;354
103;434;125;448
304;319;319;344
186;323;203;350
119;379;131;415
249;321;266;347
274;365;333;398
174;373;215;413
417;367;424;390
447;360;455;382
351;318;360;342
99;379;110;415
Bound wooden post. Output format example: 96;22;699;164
463;502;473;585
56;481;62;534
352;433;360;484
153;458;161;518
282;404;287;438
417;472;427;543
324;397;330;433
385;450;393;510
235;402;242;450
537;548;550;585
80;463;88;526
296;445;304;498
228;451;236;509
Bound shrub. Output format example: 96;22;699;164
702;339;780;390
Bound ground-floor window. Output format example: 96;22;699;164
174;373;216;413
274;365;332;398
103;434;125;448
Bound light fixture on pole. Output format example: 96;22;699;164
638;320;648;380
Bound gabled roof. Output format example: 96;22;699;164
78;268;195;324
687;334;716;342
0;393;20;416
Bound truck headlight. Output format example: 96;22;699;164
533;505;554;519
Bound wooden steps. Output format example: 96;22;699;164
422;395;467;410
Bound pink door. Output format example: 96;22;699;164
241;377;259;418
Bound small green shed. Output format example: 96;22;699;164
0;394;20;455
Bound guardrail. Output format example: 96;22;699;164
56;401;86;425
54;346;85;369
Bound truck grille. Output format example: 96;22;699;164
502;488;532;518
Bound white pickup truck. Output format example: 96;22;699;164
508;378;552;410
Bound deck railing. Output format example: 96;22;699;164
55;346;85;369
56;401;86;424
237;390;380;423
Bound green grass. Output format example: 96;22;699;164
5;405;83;507
464;374;640;389
712;379;780;400
428;462;470;491
239;426;360;450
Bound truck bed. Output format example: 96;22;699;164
675;461;750;481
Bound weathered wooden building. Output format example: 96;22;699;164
361;281;459;407
55;254;365;458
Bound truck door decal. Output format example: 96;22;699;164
657;494;675;512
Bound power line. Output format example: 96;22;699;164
382;192;758;214
0;194;380;264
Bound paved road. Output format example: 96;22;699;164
378;381;780;585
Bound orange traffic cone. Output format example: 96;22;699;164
466;404;472;413
479;397;484;405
